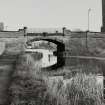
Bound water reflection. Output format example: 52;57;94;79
25;48;57;68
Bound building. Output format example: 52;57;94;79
101;0;105;32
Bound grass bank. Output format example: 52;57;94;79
8;53;104;105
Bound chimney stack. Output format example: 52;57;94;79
101;0;105;32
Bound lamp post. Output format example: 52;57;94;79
88;8;91;31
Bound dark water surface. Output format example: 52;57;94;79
65;57;105;75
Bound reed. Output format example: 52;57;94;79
9;53;104;105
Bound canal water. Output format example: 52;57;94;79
25;48;57;68
25;40;104;88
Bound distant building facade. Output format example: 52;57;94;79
101;0;105;32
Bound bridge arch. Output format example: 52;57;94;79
26;38;65;52
26;38;65;69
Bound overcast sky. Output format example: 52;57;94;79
0;0;102;31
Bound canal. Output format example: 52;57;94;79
25;39;104;89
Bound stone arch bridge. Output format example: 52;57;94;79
25;32;71;52
25;34;68;69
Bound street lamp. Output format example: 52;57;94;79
88;8;91;31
